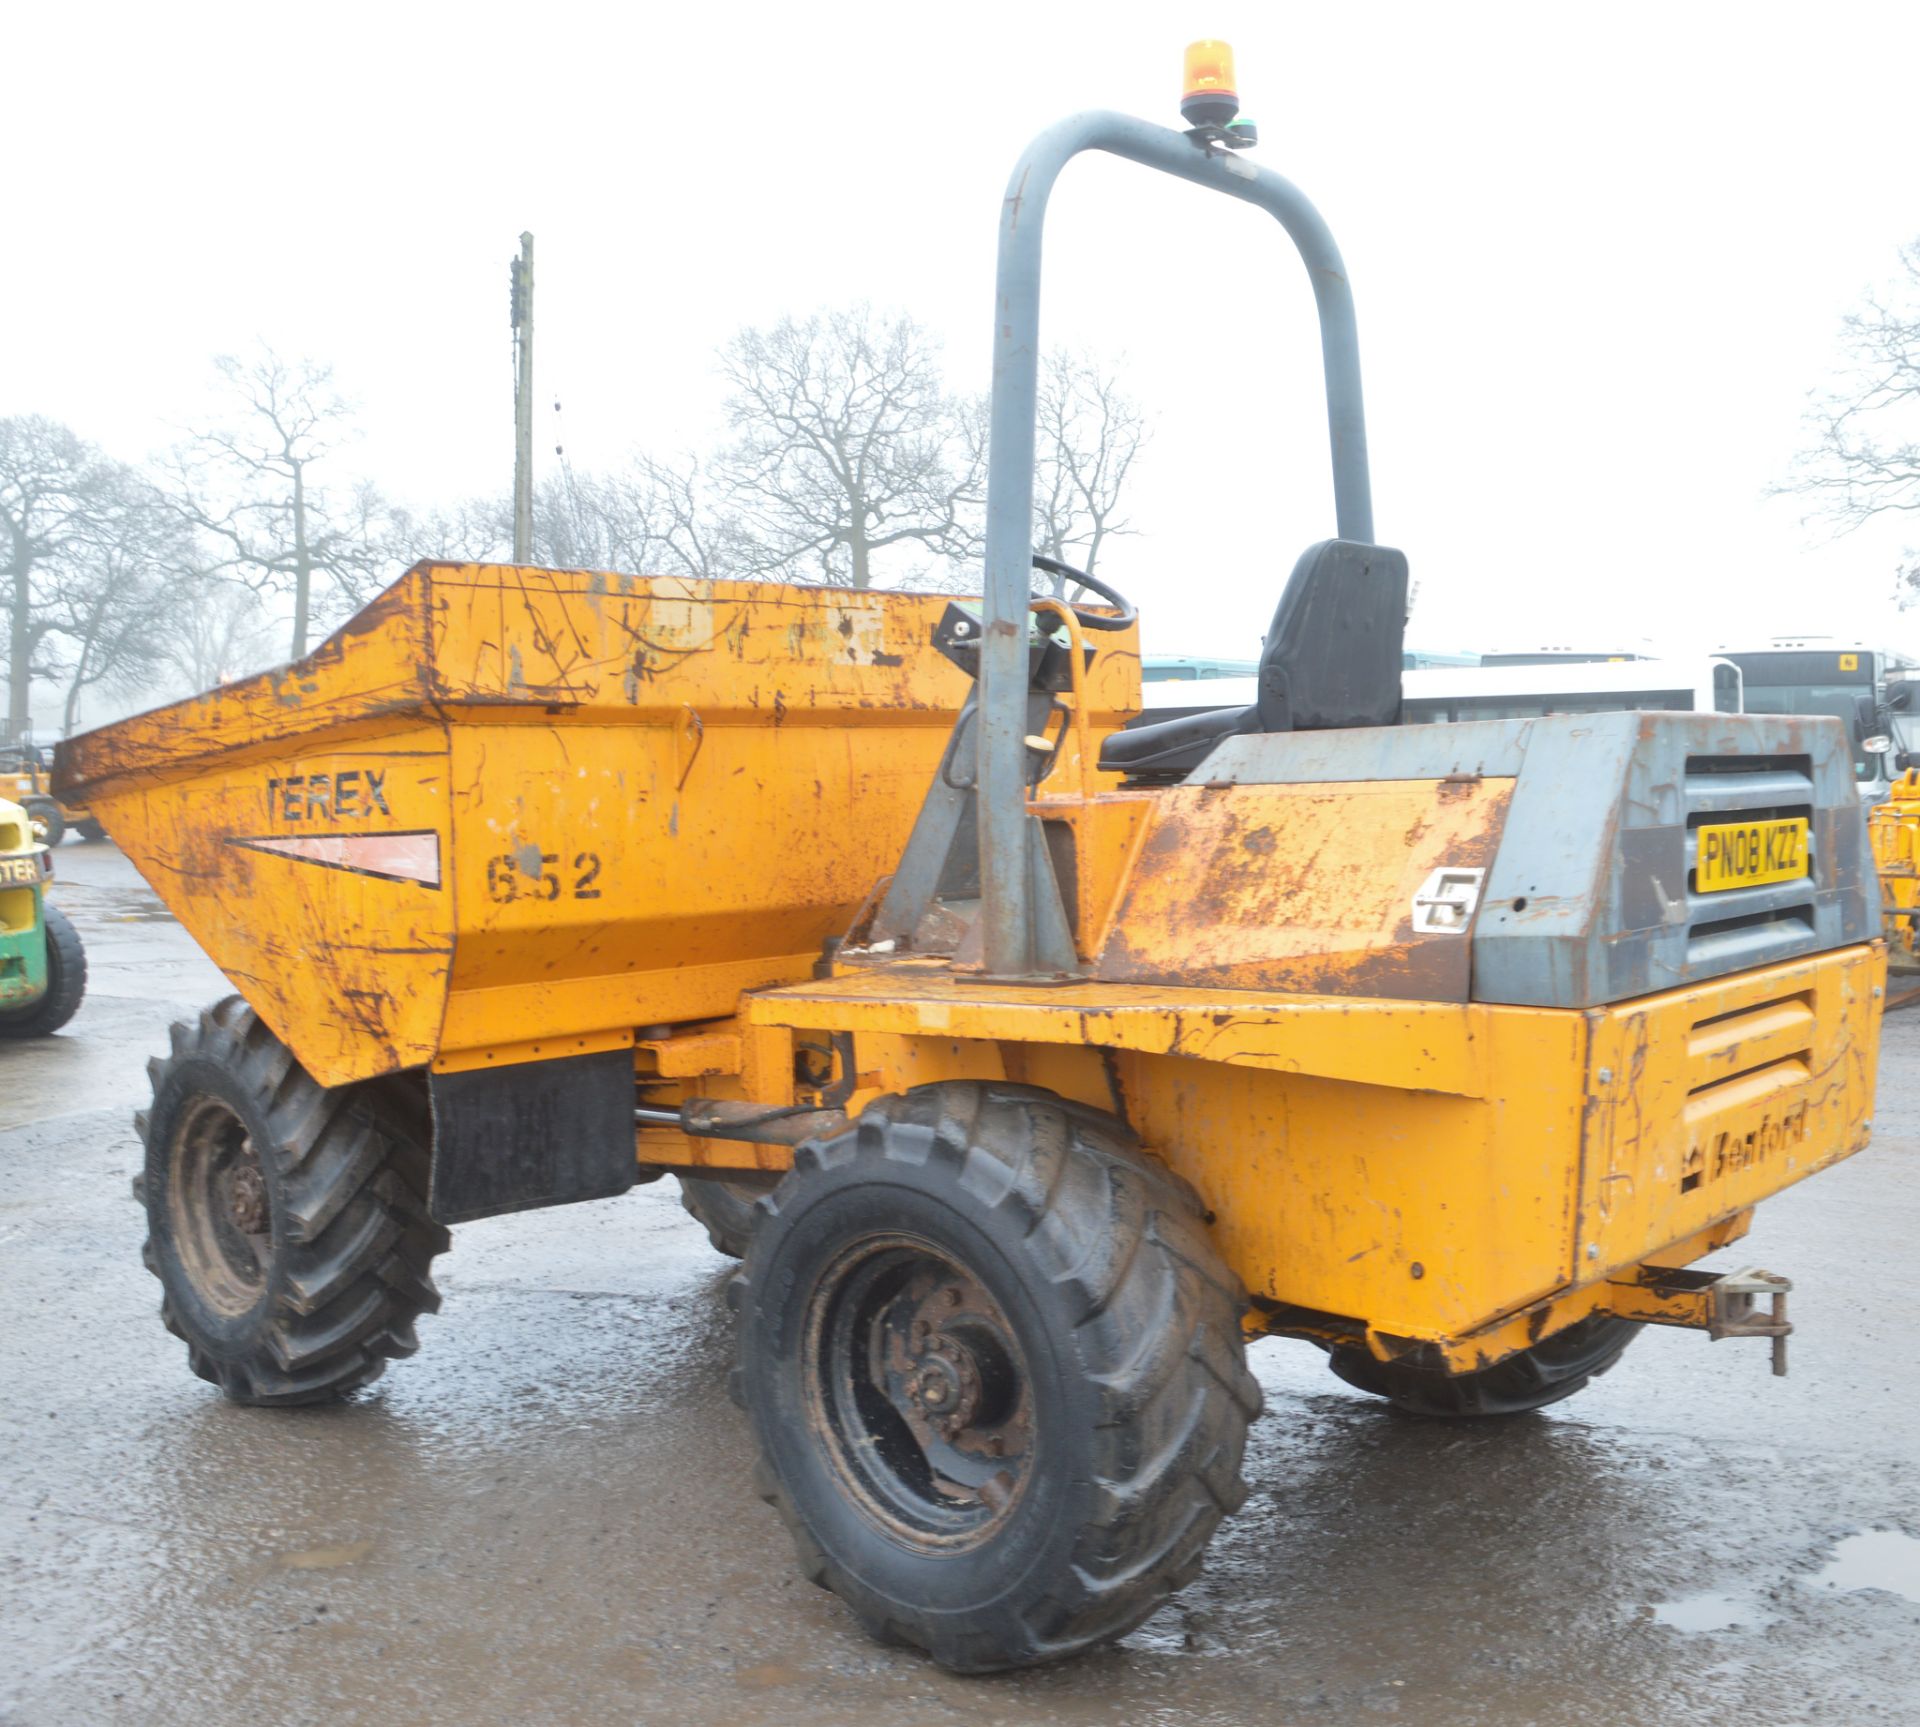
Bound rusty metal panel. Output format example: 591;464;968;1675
56;576;437;794
54;563;982;800
750;965;1495;1096
1196;710;1877;1008
1091;778;1512;999
753;968;1588;1334
756;942;1876;1352
54;563;1141;1085
422;564;974;715
1578;944;1882;1275
78;721;456;1084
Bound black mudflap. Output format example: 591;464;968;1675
427;1048;636;1224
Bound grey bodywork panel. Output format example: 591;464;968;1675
1195;711;1875;1009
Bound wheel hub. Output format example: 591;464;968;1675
226;1158;269;1235
905;1332;983;1431
806;1238;1035;1549
166;1095;272;1319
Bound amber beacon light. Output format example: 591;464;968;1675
1180;39;1240;128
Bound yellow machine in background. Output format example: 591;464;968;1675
1871;768;1920;968
56;50;1886;1677
0;748;97;846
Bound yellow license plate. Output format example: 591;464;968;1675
1695;817;1810;893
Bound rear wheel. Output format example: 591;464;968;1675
678;1172;777;1258
1327;1313;1642;1418
74;817;107;843
0;903;86;1037
134;997;449;1405
22;796;64;847
735;1082;1261;1672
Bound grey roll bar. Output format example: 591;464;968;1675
974;110;1376;975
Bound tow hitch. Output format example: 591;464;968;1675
1608;1265;1794;1376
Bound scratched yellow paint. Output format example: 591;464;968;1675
743;943;1880;1349
80;719;456;1078
747;969;1582;1334
1579;943;1882;1274
59;563;1140;1087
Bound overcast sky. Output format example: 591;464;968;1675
12;2;1920;666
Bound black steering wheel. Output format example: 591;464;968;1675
1031;553;1137;633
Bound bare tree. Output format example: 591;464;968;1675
154;578;278;696
387;493;512;566
160;347;392;657
1784;241;1920;601
716;307;983;590
1032;349;1149;591
44;473;193;731
403;453;745;582
598;454;749;580
0;417;119;738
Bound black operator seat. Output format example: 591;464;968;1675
1098;538;1410;781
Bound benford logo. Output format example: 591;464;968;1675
1680;1103;1808;1192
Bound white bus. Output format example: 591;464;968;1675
1141;649;1479;683
1399;656;1741;724
1138;656;1742;725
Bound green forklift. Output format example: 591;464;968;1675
0;796;87;1037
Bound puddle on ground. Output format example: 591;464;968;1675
1651;1591;1770;1632
101;901;176;924
1806;1530;1920;1604
274;1539;375;1570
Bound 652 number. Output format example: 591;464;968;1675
485;851;603;903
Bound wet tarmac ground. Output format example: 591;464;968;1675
4;842;1918;1726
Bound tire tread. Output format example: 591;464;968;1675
136;997;448;1406
0;902;87;1038
743;1079;1261;1673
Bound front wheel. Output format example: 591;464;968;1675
735;1082;1261;1673
1327;1312;1642;1418
0;903;86;1037
135;997;449;1404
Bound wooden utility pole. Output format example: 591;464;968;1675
511;231;534;564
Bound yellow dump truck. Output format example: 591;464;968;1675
0;746;98;846
56;64;1883;1675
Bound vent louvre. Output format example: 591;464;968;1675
1677;989;1816;1194
1682;754;1814;814
1686;991;1814;1095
